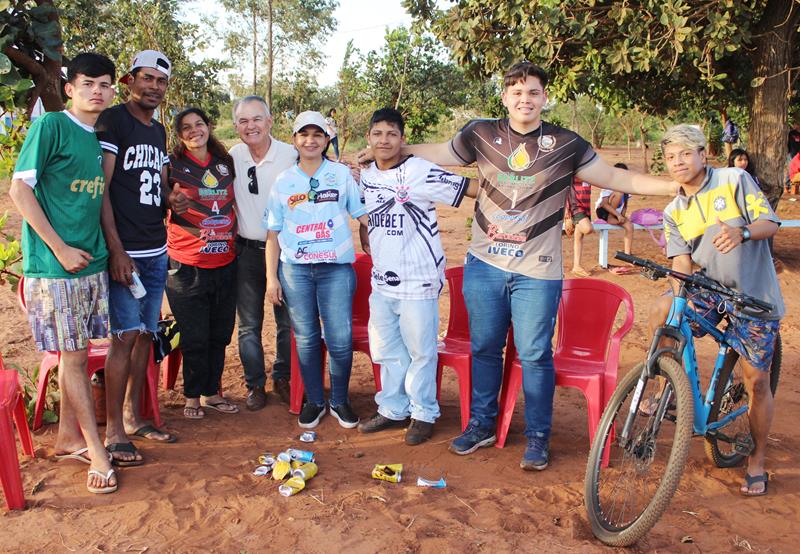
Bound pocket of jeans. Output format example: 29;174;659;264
168;257;183;276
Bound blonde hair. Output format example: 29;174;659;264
660;124;707;153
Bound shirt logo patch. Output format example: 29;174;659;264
713;196;727;211
538;134;556;152
507;143;532;171
494;137;503;145
202;170;219;189
746;192;769;218
314;189;339;203
288;193;308;209
396;184;410;204
216;164;229;176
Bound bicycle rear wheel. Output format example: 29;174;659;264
584;355;693;547
704;333;781;468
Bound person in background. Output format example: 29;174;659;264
265;111;369;429
166;108;239;419
326;108;340;161
564;177;594;277
595;162;634;258
728;148;760;189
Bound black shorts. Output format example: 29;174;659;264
595;207;611;221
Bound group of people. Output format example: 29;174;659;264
11;52;783;498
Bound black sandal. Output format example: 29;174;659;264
106;442;145;467
741;472;769;497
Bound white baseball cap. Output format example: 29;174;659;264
292;111;329;135
120;50;172;83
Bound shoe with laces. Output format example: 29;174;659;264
358;412;408;433
520;436;550;471
298;402;326;429
330;402;359;429
405;419;434;446
449;420;496;455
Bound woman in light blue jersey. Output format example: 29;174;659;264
264;111;369;430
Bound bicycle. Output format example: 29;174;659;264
583;252;782;547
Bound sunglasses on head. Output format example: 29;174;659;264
248;166;258;194
308;177;320;201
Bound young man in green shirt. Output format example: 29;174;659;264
9;53;118;494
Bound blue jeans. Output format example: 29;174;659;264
109;253;167;334
368;292;440;423
463;253;562;439
279;262;355;407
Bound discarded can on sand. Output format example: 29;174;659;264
416;476;446;489
258;453;276;467
299;431;317;443
252;465;272;476
277;451;292;462
292;462;318;481
272;460;292;480
278;476;306;497
372;464;403;483
287;448;315;463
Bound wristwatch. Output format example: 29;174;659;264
741;226;751;243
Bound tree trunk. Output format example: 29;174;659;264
747;0;799;209
267;0;274;107
252;7;257;94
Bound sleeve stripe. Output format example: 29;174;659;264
12;169;37;188
99;141;118;154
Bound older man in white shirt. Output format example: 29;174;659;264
230;96;296;410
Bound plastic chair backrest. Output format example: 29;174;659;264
352;253;372;326
444;266;470;343
555;278;633;363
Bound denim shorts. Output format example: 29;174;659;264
109;253;167;334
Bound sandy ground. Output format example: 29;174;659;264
1;148;799;552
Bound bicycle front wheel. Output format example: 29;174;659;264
584;356;693;547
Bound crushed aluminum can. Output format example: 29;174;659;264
287;448;315;463
299;431;317;443
290;460;304;470
416;477;446;489
277;451;292;463
372;464;403;483
258;454;276;467
252;465;272;476
278;476;306;497
272;460;292;480
292;462;318;481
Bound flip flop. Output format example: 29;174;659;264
570;267;592;278
132;424;177;443
201;399;239;414
55;447;91;465
741;472;769;497
184;406;205;419
106;442;144;467
87;468;118;494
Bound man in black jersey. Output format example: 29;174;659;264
97;50;188;465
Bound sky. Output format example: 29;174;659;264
187;0;414;88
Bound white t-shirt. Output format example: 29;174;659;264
595;188;627;210
360;156;468;300
231;139;296;240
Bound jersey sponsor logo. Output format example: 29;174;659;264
436;173;464;192
494;137;503;145
487;224;525;244
200;215;232;228
216;164;230;176
315;189;339;203
294;247;336;261
497;172;536;187
199;241;230;254
487;244;524;258
298;237;333;246
122;144;165;172
288;193;308;209
538;255;553;263
202;170;219;189
396;184;410;204
198;188;228;198
69;176;105;199
200;230;233;241
538;134;556;152
368;212;406;229
746;192;769;218
492;210;529;222
296;220;334;239
323;172;337;186
372;269;402;286
508;143;533;171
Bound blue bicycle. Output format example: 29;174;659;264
584;252;781;547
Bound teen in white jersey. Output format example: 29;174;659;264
356;109;473;444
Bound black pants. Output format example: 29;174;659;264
236;240;291;389
166;259;237;398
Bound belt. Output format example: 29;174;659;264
236;236;266;249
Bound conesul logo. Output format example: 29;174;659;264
201;215;232;228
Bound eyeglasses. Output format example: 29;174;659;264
248;166;258;194
308;177;320;201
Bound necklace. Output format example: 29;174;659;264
506;120;543;172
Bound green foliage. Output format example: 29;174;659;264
0;210;22;289
0;114;27;177
6;360;59;427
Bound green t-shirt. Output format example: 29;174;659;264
13;111;108;278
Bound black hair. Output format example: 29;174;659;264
172;107;235;177
67;53;116;83
503;61;549;89
727;148;756;178
614;162;628;170
368;108;405;136
327;108;337;117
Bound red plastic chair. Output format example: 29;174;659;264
18;277;163;430
0;357;35;511
435;266;472;431
495;279;634;466
288;253;382;414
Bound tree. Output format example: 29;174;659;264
363;27;468;141
406;0;800;205
221;0;337;106
334;40;370;155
